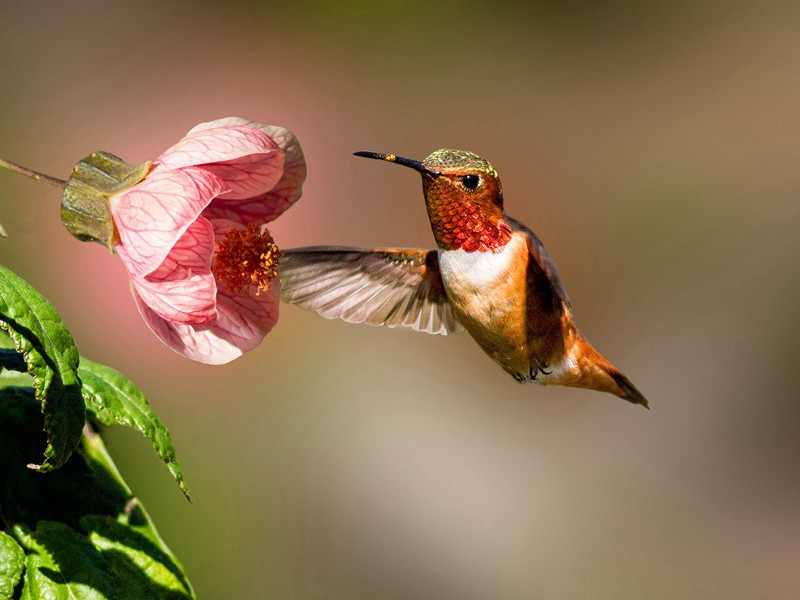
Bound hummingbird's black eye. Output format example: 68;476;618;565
460;174;481;190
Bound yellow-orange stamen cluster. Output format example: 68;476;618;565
213;222;281;295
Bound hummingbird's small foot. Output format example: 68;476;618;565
513;372;527;383
529;363;551;381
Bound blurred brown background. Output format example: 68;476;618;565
1;1;799;598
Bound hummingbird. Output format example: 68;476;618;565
278;149;648;407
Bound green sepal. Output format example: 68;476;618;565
78;358;190;500
61;151;151;247
0;531;25;599
0;265;84;472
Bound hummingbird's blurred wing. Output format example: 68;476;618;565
279;247;466;335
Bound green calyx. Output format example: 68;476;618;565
60;151;151;247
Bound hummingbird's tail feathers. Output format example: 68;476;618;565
572;338;649;408
606;368;649;408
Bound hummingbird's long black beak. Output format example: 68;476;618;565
354;151;441;177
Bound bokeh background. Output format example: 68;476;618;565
2;1;799;598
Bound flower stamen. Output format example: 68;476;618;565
213;222;281;295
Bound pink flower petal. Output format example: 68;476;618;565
147;216;216;274
207;217;242;242
214;282;281;347
204;151;285;201
109;166;228;277
155;124;280;171
108;118;304;364
131;278;281;365
185;117;253;134
130;272;217;326
202;125;306;223
120;218;217;325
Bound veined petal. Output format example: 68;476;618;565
155;124;280;171
110;166;228;277
208;217;241;242
204;151;285;202
185;117;253;134
131;278;281;365
202;124;306;223
259;124;304;166
213;282;281;350
119;218;217;325
148;215;216;275
130;273;217;326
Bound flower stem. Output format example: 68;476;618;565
0;157;66;188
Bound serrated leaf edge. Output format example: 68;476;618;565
0;267;84;471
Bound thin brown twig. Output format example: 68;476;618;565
0;157;66;188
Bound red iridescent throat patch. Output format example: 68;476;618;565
427;196;512;253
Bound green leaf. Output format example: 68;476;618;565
0;265;85;471
77;425;196;599
0;329;13;348
78;358;189;500
0;531;24;599
0;347;27;373
1;390;196;599
0;367;33;390
81;517;193;599
0;334;34;391
14;522;119;600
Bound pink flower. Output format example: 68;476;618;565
108;117;306;364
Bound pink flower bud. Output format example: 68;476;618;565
107;117;306;364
